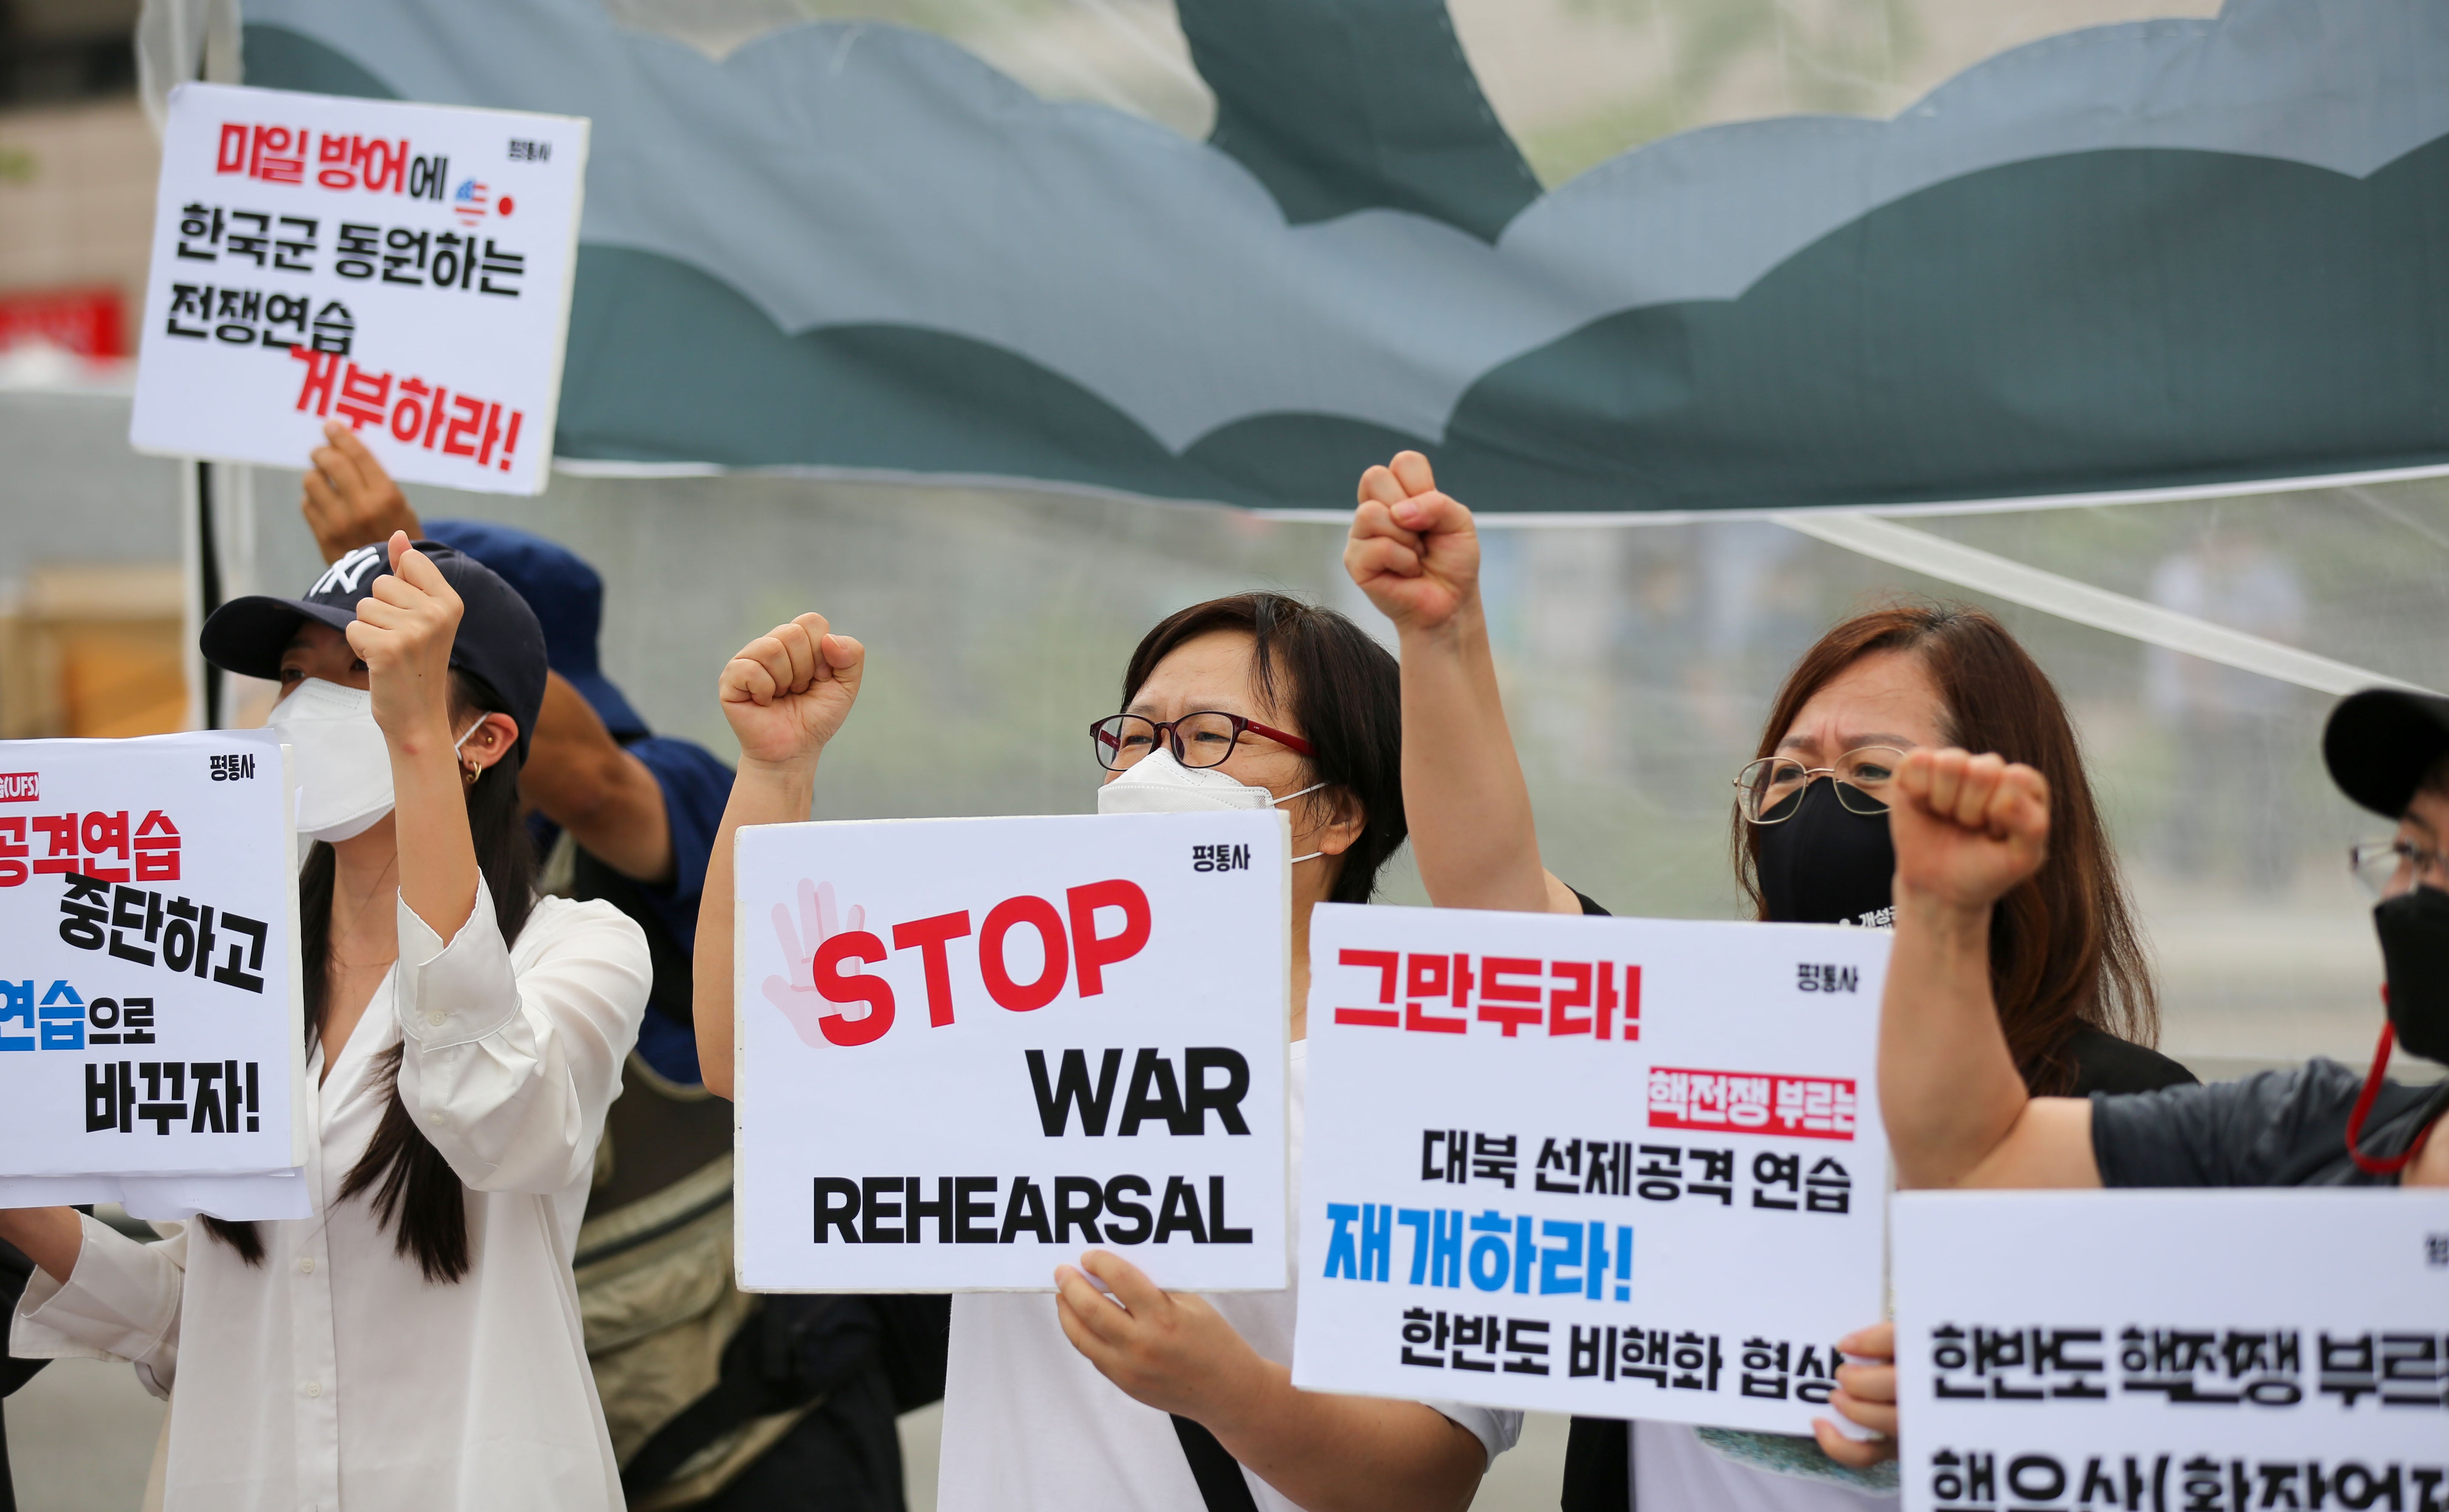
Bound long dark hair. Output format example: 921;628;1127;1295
206;670;535;1281
1734;600;2157;1095
1122;593;1405;904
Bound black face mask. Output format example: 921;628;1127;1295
2373;886;2449;1064
1754;777;1897;927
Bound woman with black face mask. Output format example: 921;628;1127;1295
1344;453;2195;1512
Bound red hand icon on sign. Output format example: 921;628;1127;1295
761;878;871;1048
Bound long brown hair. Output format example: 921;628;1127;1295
1733;600;2156;1094
205;669;535;1281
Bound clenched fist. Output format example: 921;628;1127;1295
718;612;865;772
1344;451;1480;637
347;533;463;749
1889;748;2050;915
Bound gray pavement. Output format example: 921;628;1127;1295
7;1385;1565;1511
7;1357;162;1511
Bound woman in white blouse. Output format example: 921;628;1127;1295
1;534;650;1512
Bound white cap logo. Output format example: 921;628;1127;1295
310;545;386;598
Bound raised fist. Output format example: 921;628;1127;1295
718;612;865;771
347;533;463;747
1889;748;2050;914
1344;450;1480;635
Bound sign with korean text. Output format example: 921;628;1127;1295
0;733;306;1178
130;82;588;494
1292;905;1890;1431
1896;1191;2449;1512
733;811;1291;1291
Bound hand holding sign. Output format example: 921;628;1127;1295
1813;1320;1899;1469
302;421;423;565
1345;451;1480;635
719;612;866;773
1053;1248;1267;1420
1889;748;2050;916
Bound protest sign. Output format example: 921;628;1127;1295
130;82;588;494
1291;904;1890;1432
0;732;305;1180
1895;1190;2449;1512
733;810;1290;1291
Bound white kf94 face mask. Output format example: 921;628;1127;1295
1095;748;1327;862
267;677;480;845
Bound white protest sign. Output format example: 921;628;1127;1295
0;1167;313;1224
1896;1190;2449;1512
131;82;588;494
1292;904;1890;1431
0;732;305;1179
734;810;1290;1291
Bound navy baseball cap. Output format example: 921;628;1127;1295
2325;688;2449;819
199;541;549;763
421;519;648;738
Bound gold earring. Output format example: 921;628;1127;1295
462;758;481;788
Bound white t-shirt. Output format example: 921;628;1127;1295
1634;1422;1898;1512
936;1040;1521;1512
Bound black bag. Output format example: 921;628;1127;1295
620;1294;952;1505
1171;1415;1261;1512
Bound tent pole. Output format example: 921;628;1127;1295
195;459;222;729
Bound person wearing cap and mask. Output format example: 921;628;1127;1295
1342;454;2196;1511
0;534;651;1510
290;423;940;1511
1874;688;2449;1195
688;596;1524;1512
293;424;726;1086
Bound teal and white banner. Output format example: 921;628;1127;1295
230;0;2449;513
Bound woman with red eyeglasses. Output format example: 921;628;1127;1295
687;593;1520;1512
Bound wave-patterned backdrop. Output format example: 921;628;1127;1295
240;0;2449;512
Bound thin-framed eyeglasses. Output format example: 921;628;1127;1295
2348;835;2449;900
1090;712;1314;772
1734;746;1908;826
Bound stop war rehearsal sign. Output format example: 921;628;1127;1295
130;83;588;494
0;732;306;1180
1896;1191;2449;1512
733;810;1291;1291
1292;905;1891;1433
